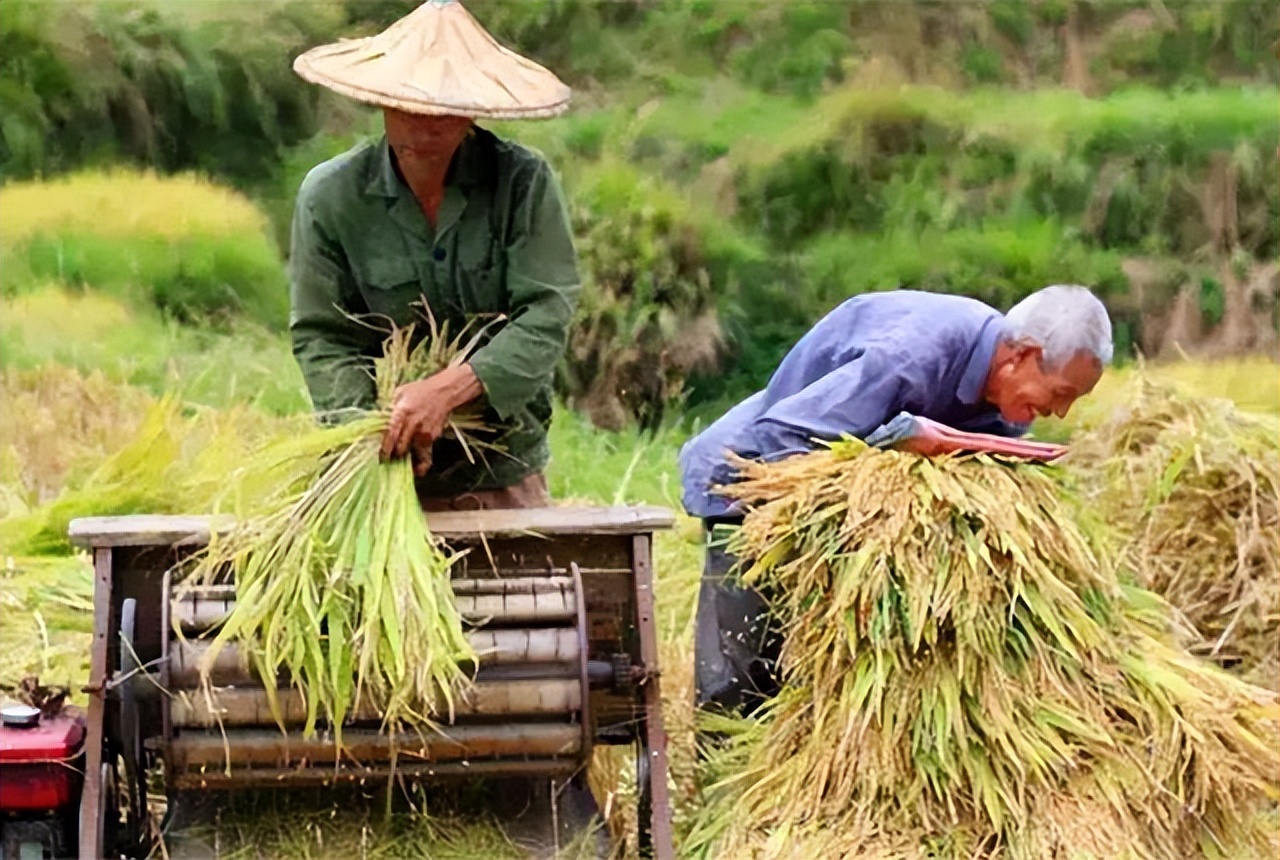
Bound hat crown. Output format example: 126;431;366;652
293;0;571;119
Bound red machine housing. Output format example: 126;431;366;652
0;709;86;812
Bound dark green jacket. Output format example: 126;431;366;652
288;127;580;496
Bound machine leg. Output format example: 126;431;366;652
80;548;114;860
631;536;674;860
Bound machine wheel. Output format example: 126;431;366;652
117;599;147;854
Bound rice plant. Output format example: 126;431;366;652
183;314;498;738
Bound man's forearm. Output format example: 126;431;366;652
437;363;485;413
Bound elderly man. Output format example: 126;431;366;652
289;0;577;511
680;285;1113;715
285;3;598;856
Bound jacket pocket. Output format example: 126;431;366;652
359;258;425;322
364;257;419;291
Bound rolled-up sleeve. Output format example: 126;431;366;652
468;163;580;420
288;191;376;418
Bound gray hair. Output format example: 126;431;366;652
1004;285;1114;369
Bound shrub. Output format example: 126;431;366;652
560;164;724;431
0;170;288;326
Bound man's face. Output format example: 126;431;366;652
384;109;473;165
985;345;1103;425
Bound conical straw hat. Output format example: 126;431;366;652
293;0;571;119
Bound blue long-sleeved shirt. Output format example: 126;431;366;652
679;290;1027;518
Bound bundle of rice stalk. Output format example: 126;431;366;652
184;313;501;737
685;441;1279;860
1069;376;1280;688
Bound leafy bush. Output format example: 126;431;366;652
560;164;724;431
0;170;288;326
0;0;347;183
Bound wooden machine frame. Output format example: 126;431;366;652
69;505;675;860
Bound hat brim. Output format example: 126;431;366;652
292;2;572;120
294;52;571;119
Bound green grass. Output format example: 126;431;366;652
800;220;1129;312
729;84;1280;168
0;288;308;414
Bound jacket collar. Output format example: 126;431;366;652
364;127;487;199
957;315;1007;405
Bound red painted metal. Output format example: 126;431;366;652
0;711;86;811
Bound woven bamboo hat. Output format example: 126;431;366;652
293;0;571;119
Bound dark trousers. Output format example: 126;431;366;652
693;517;783;718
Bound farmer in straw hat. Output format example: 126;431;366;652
287;2;600;854
289;0;577;513
680;286;1114;718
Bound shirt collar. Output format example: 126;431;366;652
365;128;485;199
957;315;1007;405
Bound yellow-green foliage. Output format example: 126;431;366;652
0;288;308;414
0;555;94;695
0;397;306;557
0;169;270;243
0;171;288;326
0;365;152;513
1092;358;1280;419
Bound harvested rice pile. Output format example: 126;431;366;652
686;441;1280;860
1070;378;1280;688
186;318;494;735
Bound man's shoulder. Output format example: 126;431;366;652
818;291;1000;344
839;289;998;317
296;140;380;209
475;127;556;188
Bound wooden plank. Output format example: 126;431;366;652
170;630;580;688
166;724;581;770
632;534;675;860
170;679;582;727
68;515;232;549
426;505;676;539
68;505;675;549
78;548;113;860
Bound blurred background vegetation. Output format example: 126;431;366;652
1;0;1277;429
1;6;1276;853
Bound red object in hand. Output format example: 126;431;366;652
0;709;86;811
900;417;1067;462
